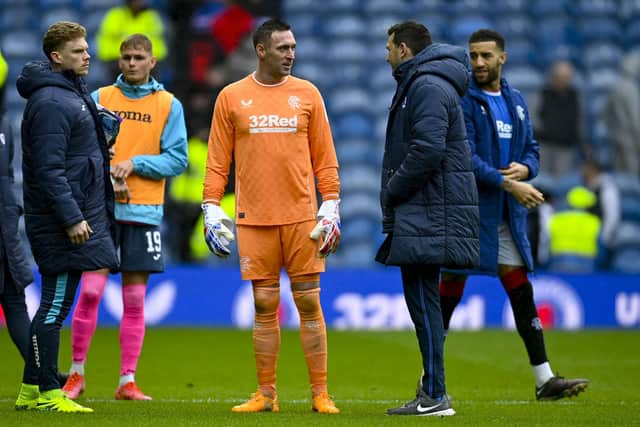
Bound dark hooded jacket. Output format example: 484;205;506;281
376;43;479;267
0;115;33;291
16;61;118;275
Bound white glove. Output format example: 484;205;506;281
310;199;341;257
202;203;235;258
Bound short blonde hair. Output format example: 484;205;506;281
120;33;153;54
42;21;86;61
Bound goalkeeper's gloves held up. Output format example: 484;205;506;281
202;203;235;258
310;199;341;257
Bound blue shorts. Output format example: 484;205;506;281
115;222;164;273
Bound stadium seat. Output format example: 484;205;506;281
448;16;493;45
413;0;447;13
337;240;379;268
531;0;569;17
340;165;380;194
576;0;619;17
286;13;318;37
581;42;624;70
340;192;380;220
503;66;544;92
293;63;332;90
535;17;576;46
321;14;367;38
293;36;325;62
611;247;640;273
448;0;486;15
577;17;623;44
536;44;580;70
321;0;363;15
333;112;374;140
41;8;81;32
38;0;78;7
504;40;534;67
367;15;405;41
1;7;40;32
624;17;640;48
328;87;372;115
335;138;382;166
494;15;534;40
493;0;528;13
413;13;448;41
77;0;119;8
611;221;640;250
2;32;42;59
363;0;412;16
341;216;380;243
584;68;619;93
324;39;370;64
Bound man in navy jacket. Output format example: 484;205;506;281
438;29;588;401
377;21;479;417
14;21;118;413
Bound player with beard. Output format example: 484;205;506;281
438;29;589;401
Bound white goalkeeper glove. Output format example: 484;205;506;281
310;199;341;257
202;203;235;258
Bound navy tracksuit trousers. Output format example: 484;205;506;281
400;264;445;399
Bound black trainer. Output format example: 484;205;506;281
386;389;455;416
536;376;589;401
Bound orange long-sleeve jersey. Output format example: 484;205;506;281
203;73;340;226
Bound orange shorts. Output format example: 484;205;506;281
236;220;325;281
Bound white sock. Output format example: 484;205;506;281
533;362;554;387
70;362;85;376
119;374;135;387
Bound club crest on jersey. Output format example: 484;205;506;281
288;95;301;110
516;105;525;121
241;99;253;108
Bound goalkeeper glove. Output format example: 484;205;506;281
202;203;235;258
310;199;341;257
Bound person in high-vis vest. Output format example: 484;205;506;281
0;49;7;108
549;186;601;272
62;33;187;401
167;134;208;262
96;0;167;79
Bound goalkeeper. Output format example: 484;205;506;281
202;18;341;414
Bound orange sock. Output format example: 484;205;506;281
293;287;327;396
252;284;280;397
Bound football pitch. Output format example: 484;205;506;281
0;328;638;426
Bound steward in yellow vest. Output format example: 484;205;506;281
549;186;601;271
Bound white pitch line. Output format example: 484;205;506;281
1;398;636;405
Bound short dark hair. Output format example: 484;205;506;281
387;21;432;55
252;18;291;48
120;33;153;54
469;29;505;51
42;21;86;61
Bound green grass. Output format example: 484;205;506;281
0;328;638;426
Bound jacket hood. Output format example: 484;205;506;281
394;43;471;97
16;60;82;99
114;74;165;98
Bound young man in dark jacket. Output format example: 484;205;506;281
438;29;588;401
377;21;479;417
14;21;118;413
